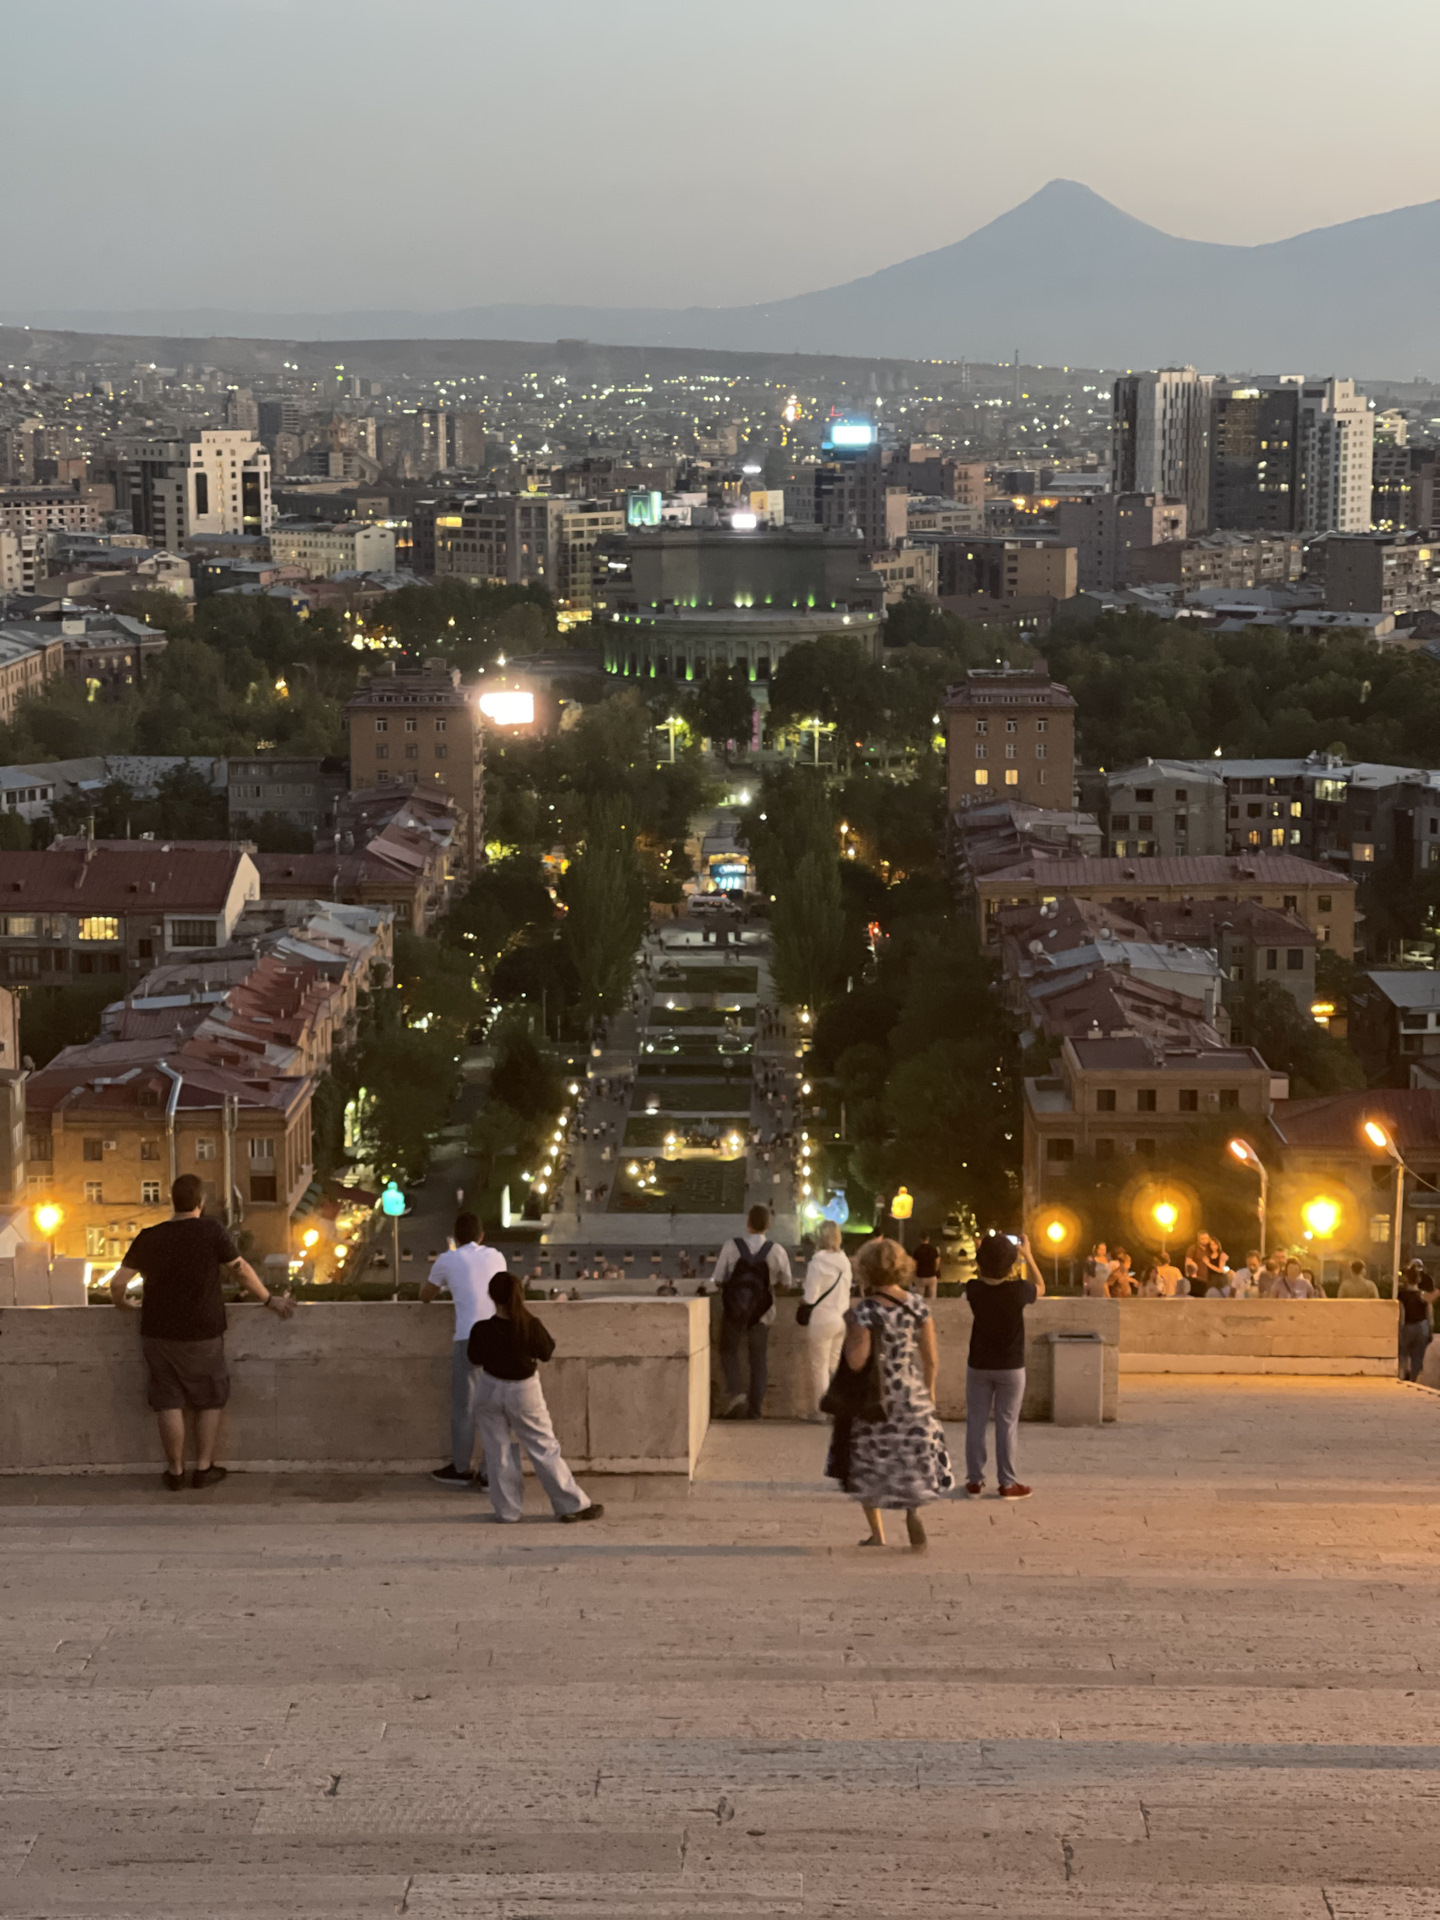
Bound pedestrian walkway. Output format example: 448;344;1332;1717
4;1377;1439;1916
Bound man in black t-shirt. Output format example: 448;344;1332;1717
962;1230;1044;1500
912;1234;941;1300
110;1173;295;1490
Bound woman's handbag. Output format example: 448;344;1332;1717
820;1342;885;1423
796;1276;840;1327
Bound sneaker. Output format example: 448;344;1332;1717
997;1483;1032;1500
964;1481;984;1497
429;1463;474;1486
191;1465;228;1490
162;1470;186;1491
559;1502;604;1524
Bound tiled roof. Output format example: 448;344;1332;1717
1270;1088;1440;1153
977;852;1350;889
0;844;245;912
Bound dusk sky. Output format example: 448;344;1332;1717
7;0;1437;316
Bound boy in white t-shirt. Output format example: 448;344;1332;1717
420;1213;506;1486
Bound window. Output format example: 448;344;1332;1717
1286;949;1304;971
1283;895;1299;912
170;920;217;948
1138;815;1153;831
975;744;987;761
435;744;448;759
1290;801;1303;817
975;719;988;734
1318;895;1332;912
375;719;388;733
1370;1213;1391;1244
1111;814;1130;830
1036;719;1047;733
376;744;389;759
1179;1089;1199;1112
1352;843;1374;863
1004;770;1019;786
1096;1089;1117;1112
1045;1138;1074;1163
250;1174;278;1203
195;1136;217;1160
86;1227;108;1258
1005;719;1017;733
1247;803;1263;819
142;1181;161;1205
1218;1089;1240;1111
249;1138;275;1163
141;1139;161;1161
83;1138;103;1162
84;1181;102;1203
1135;788;1154;803
434;718;447;732
5;915;35;936
78;916;119;942
1136;1089;1157;1112
405;717;417;732
1266;949;1278;971
405;745;418;760
1036;743;1047;759
974;770;988;786
1175;788;1188;802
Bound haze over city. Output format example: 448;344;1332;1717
4;5;1440;1916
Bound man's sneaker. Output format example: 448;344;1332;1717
191;1466;228;1490
997;1483;1032;1500
559;1502;604;1524
162;1470;186;1491
964;1481;984;1497
430;1463;474;1486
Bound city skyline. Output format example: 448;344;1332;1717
5;0;1438;315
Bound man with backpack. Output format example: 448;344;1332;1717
710;1203;791;1419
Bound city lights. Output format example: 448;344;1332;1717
1301;1196;1341;1239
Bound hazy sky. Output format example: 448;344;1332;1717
7;0;1437;315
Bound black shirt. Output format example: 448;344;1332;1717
963;1277;1038;1371
1399;1284;1433;1325
468;1312;556;1379
122;1216;240;1342
912;1243;940;1280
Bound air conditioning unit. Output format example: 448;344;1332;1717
103;1139;118;1152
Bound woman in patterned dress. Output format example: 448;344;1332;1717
827;1235;953;1552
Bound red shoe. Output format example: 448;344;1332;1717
997;1483;1032;1500
964;1481;984;1497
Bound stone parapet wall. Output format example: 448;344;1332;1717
1117;1297;1399;1375
0;1298;709;1476
716;1296;1121;1421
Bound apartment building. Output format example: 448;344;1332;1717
1324;532;1435;616
227;755;347;834
0;627;64;722
972;851;1356;957
1053;493;1188;591
433;494;570;589
1024;1036;1280;1211
0;485;103;537
943;668;1077;813
115;428;273;548
1098;762;1228;857
556;501;625;616
0;842;261;988
1209;377;1374;535
345;660;484;876
1112;367;1214;533
1124;531;1304;590
268;520;396;580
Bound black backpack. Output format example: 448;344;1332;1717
721;1238;774;1327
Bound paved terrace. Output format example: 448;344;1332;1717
4;1377;1440;1918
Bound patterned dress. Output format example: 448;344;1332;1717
826;1292;954;1509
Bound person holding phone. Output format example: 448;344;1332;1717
962;1230;1045;1500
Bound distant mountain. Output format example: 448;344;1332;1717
9;181;1440;373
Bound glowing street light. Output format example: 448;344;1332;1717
1227;1138;1268;1252
1151;1197;1180;1260
34;1202;62;1280
1301;1196;1341;1240
1363;1117;1407;1290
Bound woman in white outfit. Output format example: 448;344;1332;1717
801;1222;852;1421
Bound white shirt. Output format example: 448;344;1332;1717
801;1248;852;1327
427;1242;506;1342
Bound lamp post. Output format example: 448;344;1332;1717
34;1203;62;1282
380;1180;406;1298
1043;1216;1066;1292
1228;1138;1268;1254
1364;1118;1407;1295
1151;1199;1178;1265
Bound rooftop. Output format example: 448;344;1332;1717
0;843;249;913
977;851;1352;889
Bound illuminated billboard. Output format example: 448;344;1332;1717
824;417;876;450
479;690;535;727
627;489;663;528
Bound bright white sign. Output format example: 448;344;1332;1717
479;690;535;726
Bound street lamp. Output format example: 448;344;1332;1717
1301;1196;1341;1241
1363;1117;1407;1293
1228;1138;1268;1253
1151;1199;1179;1262
34;1202;62;1280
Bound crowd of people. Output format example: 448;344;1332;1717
1077;1236;1433;1304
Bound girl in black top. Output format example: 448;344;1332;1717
466;1274;601;1524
